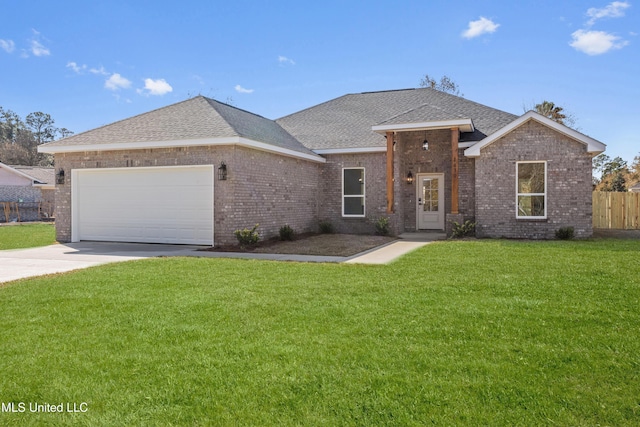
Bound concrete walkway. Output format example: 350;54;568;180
0;242;200;284
0;232;446;284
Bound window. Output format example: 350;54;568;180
342;168;365;217
516;161;546;218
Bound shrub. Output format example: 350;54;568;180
450;220;476;239
279;224;295;241
555;226;575;240
319;220;333;234
234;224;260;247
374;217;390;236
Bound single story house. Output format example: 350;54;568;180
39;88;605;245
629;182;640;193
0;163;55;221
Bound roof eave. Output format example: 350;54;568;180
372;118;474;134
38;137;326;163
464;111;606;157
0;162;45;184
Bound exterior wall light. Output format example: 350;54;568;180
218;162;227;181
56;169;65;185
407;171;414;184
422;131;429;151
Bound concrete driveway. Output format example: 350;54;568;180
0;242;202;284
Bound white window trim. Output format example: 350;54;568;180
342;167;365;217
516;161;547;219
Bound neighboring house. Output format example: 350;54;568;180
38;88;605;245
0;163;55;221
629;182;640;193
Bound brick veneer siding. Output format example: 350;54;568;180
396;129;475;231
319;152;395;235
474;120;594;239
54;146;320;245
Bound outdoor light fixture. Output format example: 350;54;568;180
218;162;227;181
422;131;429;151
56;169;65;185
406;171;414;184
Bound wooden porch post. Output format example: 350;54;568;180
386;131;394;213
451;127;459;214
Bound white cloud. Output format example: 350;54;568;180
0;39;15;53
30;40;50;56
587;1;631;26
90;66;108;76
234;84;254;94
138;78;173;95
462;17;499;39
105;73;132;90
66;61;86;73
278;55;295;65
570;29;629;55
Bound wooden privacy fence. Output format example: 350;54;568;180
592;191;640;230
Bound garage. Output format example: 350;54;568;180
71;166;214;245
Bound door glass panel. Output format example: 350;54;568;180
423;178;439;212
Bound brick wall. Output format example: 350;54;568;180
227;146;320;243
319;152;392;234
474;120;594;239
54;146;320;245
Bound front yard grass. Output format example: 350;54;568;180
0;223;56;250
1;239;639;425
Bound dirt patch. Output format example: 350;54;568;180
205;233;397;257
593;229;640;239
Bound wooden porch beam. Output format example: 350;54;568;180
386;131;394;213
451;127;459;214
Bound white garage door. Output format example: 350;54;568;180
72;166;214;245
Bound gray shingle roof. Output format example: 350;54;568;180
41;96;316;157
276;88;518;150
8;165;54;184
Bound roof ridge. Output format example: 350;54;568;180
276;93;353;121
377;102;465;125
203;96;271;121
48;96;212;144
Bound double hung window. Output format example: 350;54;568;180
342;168;365;217
516;161;546;218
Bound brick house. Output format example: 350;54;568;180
0;163;55;221
39;88;605;245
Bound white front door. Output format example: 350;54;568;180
417;173;445;230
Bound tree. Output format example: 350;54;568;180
593;153;635;192
535;101;567;124
0;108;72;166
0;107;25;144
526;100;578;129
419;74;463;96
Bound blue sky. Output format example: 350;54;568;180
1;0;638;161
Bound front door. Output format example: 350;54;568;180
417;173;445;230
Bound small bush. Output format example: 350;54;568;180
319;220;333;234
234;224;260;247
450;220;476;239
279;224;295;241
555;226;574;240
374;217;390;236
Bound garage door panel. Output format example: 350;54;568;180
74;166;214;245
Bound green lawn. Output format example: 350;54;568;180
1;239;639;426
0;223;56;250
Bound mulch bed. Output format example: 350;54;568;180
202;233;397;257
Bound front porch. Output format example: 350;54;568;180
373;120;476;236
